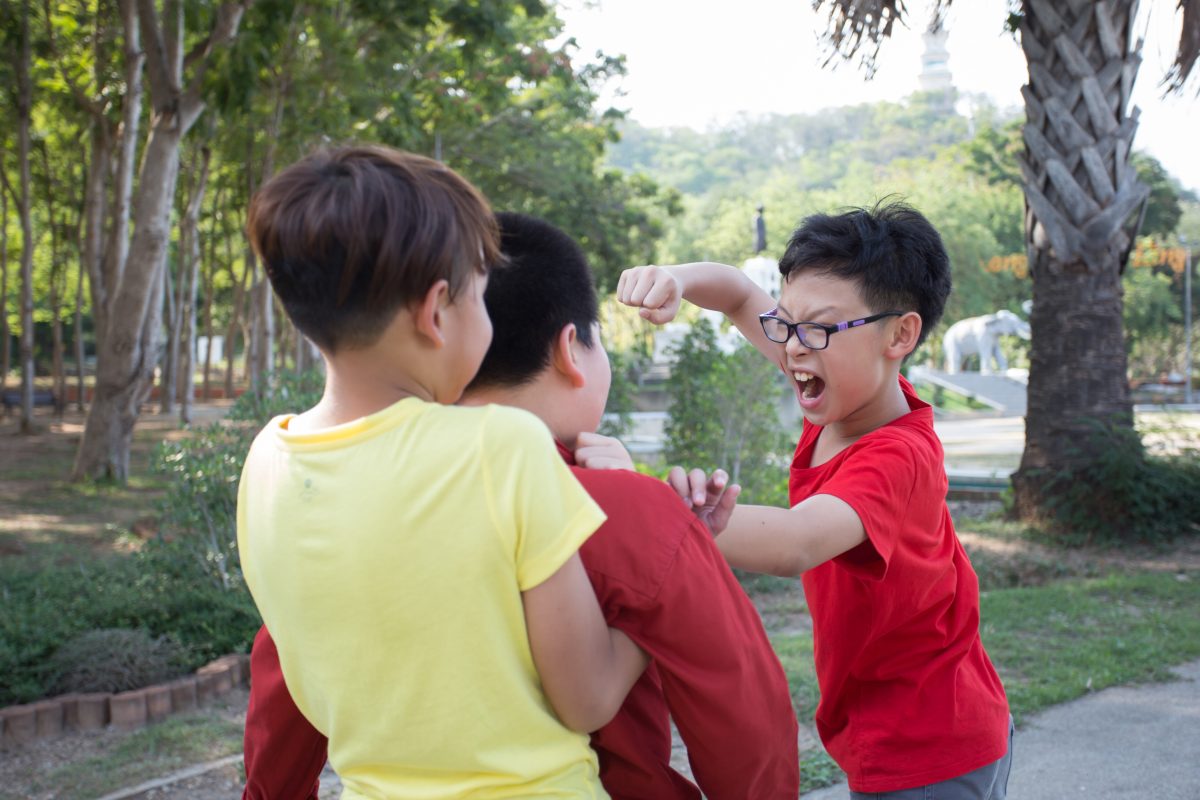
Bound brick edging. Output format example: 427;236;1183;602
0;653;251;749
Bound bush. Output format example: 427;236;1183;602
0;544;261;706
1031;420;1200;545
227;369;324;424
46;628;190;695
155;424;256;591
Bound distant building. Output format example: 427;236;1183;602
919;27;953;94
742;256;780;300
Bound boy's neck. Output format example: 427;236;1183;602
463;374;586;449
291;352;438;432
823;372;912;446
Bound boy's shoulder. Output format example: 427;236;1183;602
572;465;694;527
571;466;714;598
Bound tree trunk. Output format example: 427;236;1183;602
179;146;211;425
160;257;179;414
40;143;67;417
223;242;249;400
16;1;37;433
74;231;87;412
1;178;10;393
75;0;247;481
200;183;221;401
1010;0;1149;521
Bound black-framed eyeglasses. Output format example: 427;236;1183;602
758;310;903;350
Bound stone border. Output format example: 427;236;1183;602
0;653;250;749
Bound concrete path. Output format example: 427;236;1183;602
801;658;1200;799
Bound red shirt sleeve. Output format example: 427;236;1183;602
242;626;327;800
577;469;799;800
648;518;800;800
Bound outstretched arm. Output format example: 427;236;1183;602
523;554;649;732
617;263;780;362
716;494;867;577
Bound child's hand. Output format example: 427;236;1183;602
617;265;683;324
573;432;636;471
666;466;742;537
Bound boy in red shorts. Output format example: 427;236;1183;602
243;212;800;800
620;201;1013;799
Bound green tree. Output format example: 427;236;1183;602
664;318;791;506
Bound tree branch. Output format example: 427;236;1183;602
179;2;250;125
135;0;175;107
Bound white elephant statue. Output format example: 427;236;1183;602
943;309;1031;375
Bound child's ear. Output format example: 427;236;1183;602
551;324;587;388
414;279;451;347
887;312;922;359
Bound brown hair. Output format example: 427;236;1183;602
247;145;500;353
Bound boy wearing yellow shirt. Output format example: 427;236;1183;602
236;145;646;799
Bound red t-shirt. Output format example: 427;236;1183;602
243;441;799;800
793;377;1009;793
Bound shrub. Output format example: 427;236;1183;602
46;628;190;695
0;545;261;706
227;369;324;424
1031;419;1200;545
155;425;256;591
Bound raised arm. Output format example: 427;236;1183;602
617;262;780;362
523;554;649;732
716;494;867;577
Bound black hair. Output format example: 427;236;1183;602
468;212;599;388
777;199;951;347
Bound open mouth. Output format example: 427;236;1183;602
793;371;826;403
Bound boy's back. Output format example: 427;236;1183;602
239;400;607;797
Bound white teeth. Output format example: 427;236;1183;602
794;372;812;382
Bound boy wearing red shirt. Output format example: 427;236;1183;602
619;201;1013;799
242;212;799;800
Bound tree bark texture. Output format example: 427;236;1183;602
1;178;10;393
1011;0;1148;519
179;146;211;424
16;0;37;432
75;0;247;481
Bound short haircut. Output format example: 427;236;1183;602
468;212;599;389
778;200;951;347
246;145;500;353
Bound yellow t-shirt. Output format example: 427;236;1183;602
237;399;609;799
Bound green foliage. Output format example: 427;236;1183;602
1123;265;1189;378
1030;419;1200;545
1132;152;1184;237
0;544;260;706
226;368;324;423
598;349;639;439
155;424;256;590
46;628;190;695
663;319;791;506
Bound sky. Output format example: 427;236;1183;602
556;0;1200;193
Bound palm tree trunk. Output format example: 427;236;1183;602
1010;0;1149;521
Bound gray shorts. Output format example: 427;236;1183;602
849;716;1015;800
